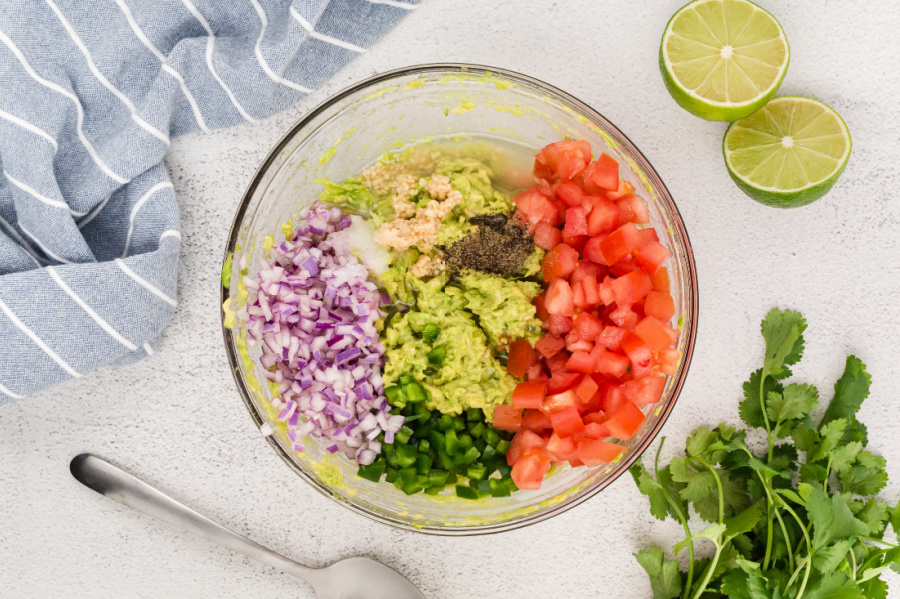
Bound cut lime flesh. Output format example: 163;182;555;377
723;96;852;208
661;0;790;121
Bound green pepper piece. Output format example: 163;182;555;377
423;485;442;495
445;472;458;485
458;433;473;452
395;425;414;445
399;373;416;386
426;345;447;366
445;428;460;456
455;485;479;500
489;478;511;497
466;463;487;481
428;469;449;487
498;462;512;477
416;474;430;487
398;466;417;484
465;407;483;422
415;454;433;474
428;430;446;450
461;447;481;465
403;382;427;403
422;323;441;344
437;449;453;471
453;417;466;431
356;461;385;483
481;445;498;461
476;478;491;492
438;414;454;431
495;439;511;454
502;477;518;492
418;439;431;453
396;445;418;469
412;402;430;417
385;467;399;484
486;429;501;448
469;422;487;439
474;438;487;453
400;482;422;496
384;385;405;405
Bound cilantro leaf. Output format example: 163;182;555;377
821;356;871;431
806;488;869;550
671;459;749;522
839;451;888;496
724;502;763;539
859;577;888;599
740;368;783;429
631;461;671;521
633;546;683;599
890;500;900;537
801;572;864;599
811;539;852;573
830;442;863;475
767;383;819;438
673;522;727;555
855;498;890;537
760;308;806;378
720;569;771;599
810;418;848;463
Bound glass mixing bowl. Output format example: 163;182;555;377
220;64;698;535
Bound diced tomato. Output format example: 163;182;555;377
635;241;672;275
565;350;594;373
577;439;626;466
493;405;523;433
580;236;603;266
634;316;678;351
609;258;640;277
659;347;679;376
569;261;606;286
606;180;635;201
549;407;585;437
572;278;586;308
611;270;652;306
574;375;599;405
556;180;589;207
543;243;579;281
506;429;547;467
535;334;566;359
566;336;593;354
562;234;588;253
598;276;616;305
522;409;552;432
634;227;659;247
546;373;580;394
527;363;547;381
507;339;536;378
533;294;549;320
511;448;552;490
605;401;645;440
513;187;559;227
545;279;574;316
620;331;655;378
583;153;619;192
574;312;604;339
534;156;555;183
608;304;639;329
598;225;638;265
533;222;563;250
547;314;574;336
545;352;570;376
644;291;675;321
596;382;626;414
542;140;592;180
546;432;578;462
617;195;650;225
541;389;580;415
587;197;619;236
512;380;548;410
622;376;666;407
577;276;599;306
593;349;630;378
580;421;611;440
597;326;626;351
650;266;670;293
563;206;588;238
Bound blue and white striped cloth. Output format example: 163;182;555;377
0;0;417;402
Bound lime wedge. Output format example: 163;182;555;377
723;96;851;207
660;0;790;121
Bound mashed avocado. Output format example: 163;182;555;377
320;142;543;421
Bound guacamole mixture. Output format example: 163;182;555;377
321;143;543;421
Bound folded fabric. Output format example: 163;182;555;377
0;0;418;403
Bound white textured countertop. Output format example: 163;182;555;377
3;1;900;597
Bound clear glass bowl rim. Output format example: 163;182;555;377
220;63;699;536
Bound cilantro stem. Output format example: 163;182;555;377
690;457;725;524
849;544;857;581
690;544;724;599
774;508;795;572
759;371;775;461
777;501;814;598
823;454;833;494
763;507;774;570
859;535;899;548
655;440;695;599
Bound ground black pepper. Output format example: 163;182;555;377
445;214;534;275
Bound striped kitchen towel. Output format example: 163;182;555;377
0;0;418;402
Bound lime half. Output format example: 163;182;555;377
723;96;851;208
660;0;790;121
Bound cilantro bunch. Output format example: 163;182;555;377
631;309;899;599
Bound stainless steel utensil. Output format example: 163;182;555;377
70;454;426;599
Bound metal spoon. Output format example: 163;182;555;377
70;454;426;599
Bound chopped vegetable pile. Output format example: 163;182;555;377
631;308;898;599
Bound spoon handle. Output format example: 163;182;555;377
70;454;322;587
